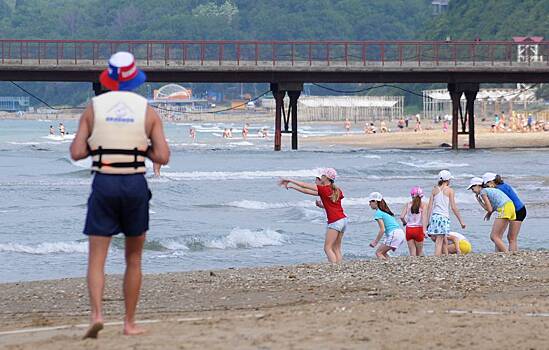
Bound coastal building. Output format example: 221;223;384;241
432;0;449;15
0;96;29;112
148;84;208;117
262;95;404;122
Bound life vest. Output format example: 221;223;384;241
88;91;149;174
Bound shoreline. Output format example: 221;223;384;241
2;251;549;349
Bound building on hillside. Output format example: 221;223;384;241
0;96;29;112
148;84;208;117
262;95;404;122
432;0;449;15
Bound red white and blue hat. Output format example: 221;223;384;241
99;51;146;91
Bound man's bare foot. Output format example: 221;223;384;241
123;323;146;336
83;322;104;339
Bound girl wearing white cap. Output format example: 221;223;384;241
279;168;347;263
426;170;466;256
482;172;526;252
467;177;515;252
368;192;405;259
400;186;428;256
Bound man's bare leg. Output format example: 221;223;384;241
84;235;112;339
123;233;146;335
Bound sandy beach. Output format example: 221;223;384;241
1;251;549;349
303;127;549;149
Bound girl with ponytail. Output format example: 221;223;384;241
369;192;405;259
400;186;428;256
279;168;347;263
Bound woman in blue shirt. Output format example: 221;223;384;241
368;192;405;259
483;172;526;252
468;177;515;253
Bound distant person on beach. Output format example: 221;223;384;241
414;114;422;132
369;192;405;259
344;118;351;134
467;177;515;253
70;51;170;339
49;125;55;135
482;172;526;252
426;170;466;256
261;128;269;138
223;128;229;138
228;128;233;138
380;121;388;133
242;123;249;140
59;123;65;136
442;119;449;132
400;186;427;256
279;168;347;263
397;117;405;131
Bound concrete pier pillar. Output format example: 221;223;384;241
448;83;479;150
288;90;301;150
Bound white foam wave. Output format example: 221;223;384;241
163;168;323;181
362;155;381;159
0;241;88;255
42;134;75;141
226;199;314;210
229;141;254;146
206;228;287;249
71;157;92;168
398;161;469;169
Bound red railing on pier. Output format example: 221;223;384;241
0;39;548;67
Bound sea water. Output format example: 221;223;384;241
1;119;548;282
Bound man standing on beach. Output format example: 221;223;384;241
70;52;170;338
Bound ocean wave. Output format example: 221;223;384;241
163;168;323;181
397;161;469;169
206;228;287;249
224;194;475;211
0;241;88;255
152;228;287;252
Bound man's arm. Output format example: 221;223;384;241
70;104;92;161
146;106;170;165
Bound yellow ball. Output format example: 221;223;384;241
459;240;472;254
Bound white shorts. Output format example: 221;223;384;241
381;229;405;250
327;218;348;234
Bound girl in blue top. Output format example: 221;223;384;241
467;177;515;253
483;172;526;252
368;192;405;259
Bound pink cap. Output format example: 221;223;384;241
410;186;424;198
320;168;337;181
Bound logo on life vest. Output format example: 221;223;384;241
105;102;135;123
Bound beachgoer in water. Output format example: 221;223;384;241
426;170;466;256
228;128;233;138
369;192;405;259
445;231;472;254
400;186;427;256
49;125;55;135
189;127;196;142
261;128;268;138
279;168;347;263
482;172;526;252
59;123;65;136
467;177;515;253
70;52;170;339
222;128;229;138
153;163;161;177
344;118;351;134
242;123;249;140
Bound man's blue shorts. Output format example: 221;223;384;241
84;173;151;237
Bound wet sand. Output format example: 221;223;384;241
2;251;549;349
